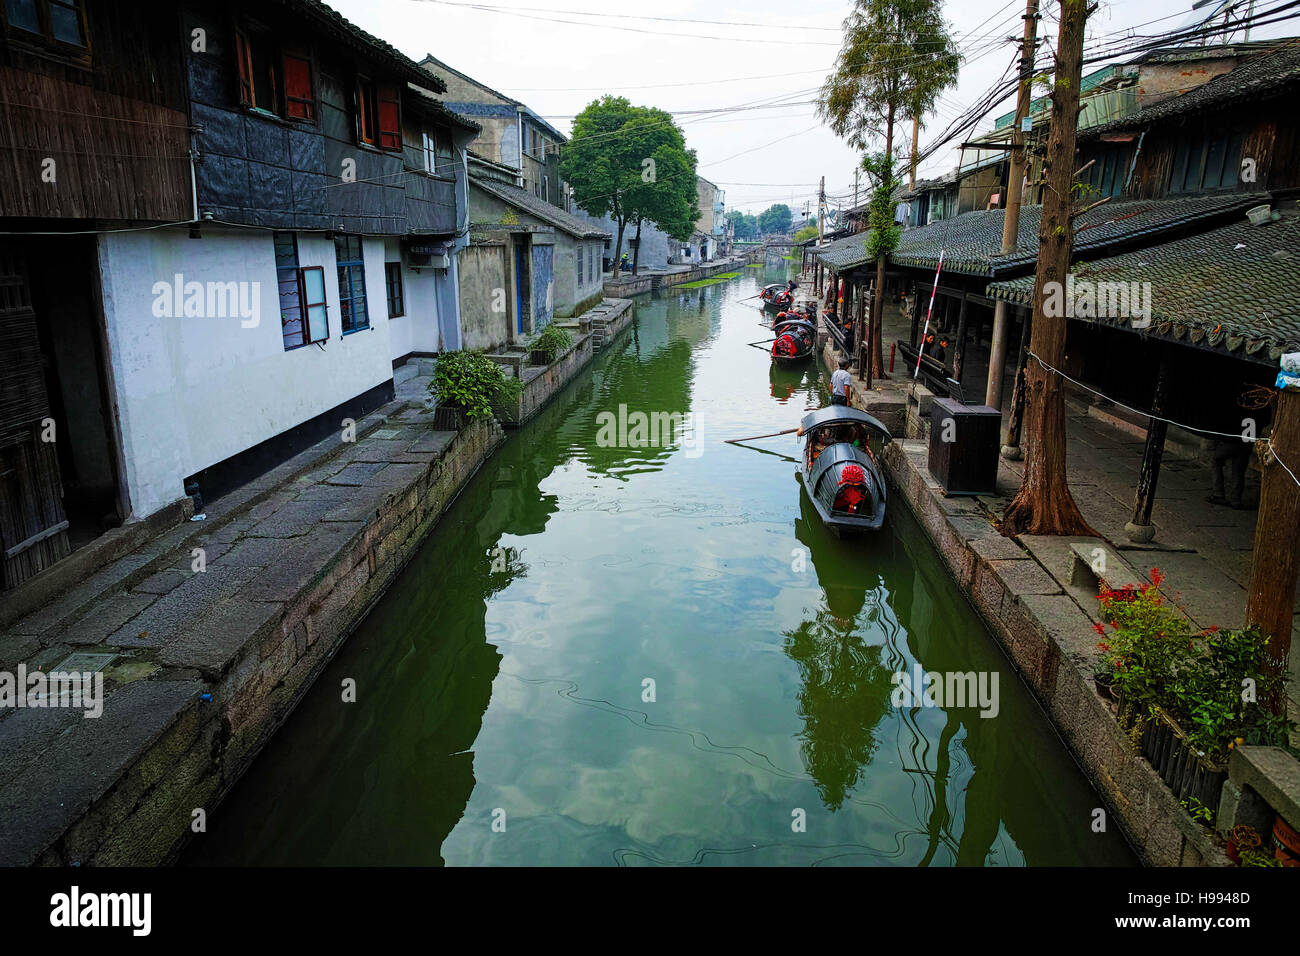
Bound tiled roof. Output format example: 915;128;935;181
987;210;1300;360
469;174;610;239
1081;41;1300;141
813;232;875;270
408;85;480;132
280;0;447;92
887;191;1266;277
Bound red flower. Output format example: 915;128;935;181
1150;566;1164;587
1093;623;1106;636
1097;642;1111;652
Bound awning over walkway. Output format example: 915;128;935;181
987;213;1300;361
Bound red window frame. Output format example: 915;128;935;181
356;76;401;152
236;25;315;123
282;48;315;122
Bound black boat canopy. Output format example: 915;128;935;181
774;318;816;334
799;405;893;440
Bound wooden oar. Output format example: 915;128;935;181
724;426;799;445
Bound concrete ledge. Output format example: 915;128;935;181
883;438;1234;866
495;299;635;428
1217;745;1300;838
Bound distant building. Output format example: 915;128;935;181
419;54;568;210
461;155;609;349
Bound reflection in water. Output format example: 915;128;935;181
186;270;1136;867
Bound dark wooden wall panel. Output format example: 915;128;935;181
0;66;191;220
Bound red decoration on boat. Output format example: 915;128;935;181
838;463;866;486
773;334;798;356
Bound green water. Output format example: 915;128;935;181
187;271;1135;867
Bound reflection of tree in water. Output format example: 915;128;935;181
783;607;895;811
555;332;698;480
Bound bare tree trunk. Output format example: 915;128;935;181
1246;386;1300;715
612;215;626;279
632;217;642;275
1000;0;1097;538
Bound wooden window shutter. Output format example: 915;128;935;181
378;85;401;151
235;30;254;106
282;50;314;121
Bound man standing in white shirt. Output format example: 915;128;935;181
830;356;852;406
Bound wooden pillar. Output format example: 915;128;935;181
953;294;971;384
1246;385;1300;715
1001;308;1032;459
1125;354;1170;543
861;281;873;391
910;283;923;349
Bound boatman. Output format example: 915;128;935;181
830;355;852;406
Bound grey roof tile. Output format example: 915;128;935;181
987;210;1300;359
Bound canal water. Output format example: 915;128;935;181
187;266;1135;866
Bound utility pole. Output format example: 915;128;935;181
853;168;860;215
986;0;1040;413
818;176;826;246
910;116;919;191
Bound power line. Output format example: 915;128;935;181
411;0;843;31
408;0;841;45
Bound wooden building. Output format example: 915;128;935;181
0;0;479;589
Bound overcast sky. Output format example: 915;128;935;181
327;0;1300;217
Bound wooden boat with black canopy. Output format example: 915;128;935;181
771;317;816;365
797;406;892;533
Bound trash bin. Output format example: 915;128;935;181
928;398;1001;495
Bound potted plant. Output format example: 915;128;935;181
429;350;523;425
528;324;573;366
1092;655;1118;702
1226;823;1261;864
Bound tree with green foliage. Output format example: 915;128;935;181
561;96;698;277
793;224;819;243
818;0;960;376
728;210;760;240
757;203;793;236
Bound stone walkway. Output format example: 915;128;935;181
0;369;469;864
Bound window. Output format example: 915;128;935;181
1170;131;1244;194
356;77;401;151
385;261;404;318
335;235;369;333
422;129;453;177
577;245;584;287
276;233;328;350
235;27;315;122
275;234;329;349
4;0;86;48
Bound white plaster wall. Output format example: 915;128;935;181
98;227;394;519
383;238;411;362
403;266;442;353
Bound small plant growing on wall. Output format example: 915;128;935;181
529;324;573;365
430;350;522;419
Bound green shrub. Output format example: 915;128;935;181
429;350;522;419
531;323;572;361
1096;568;1294;763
